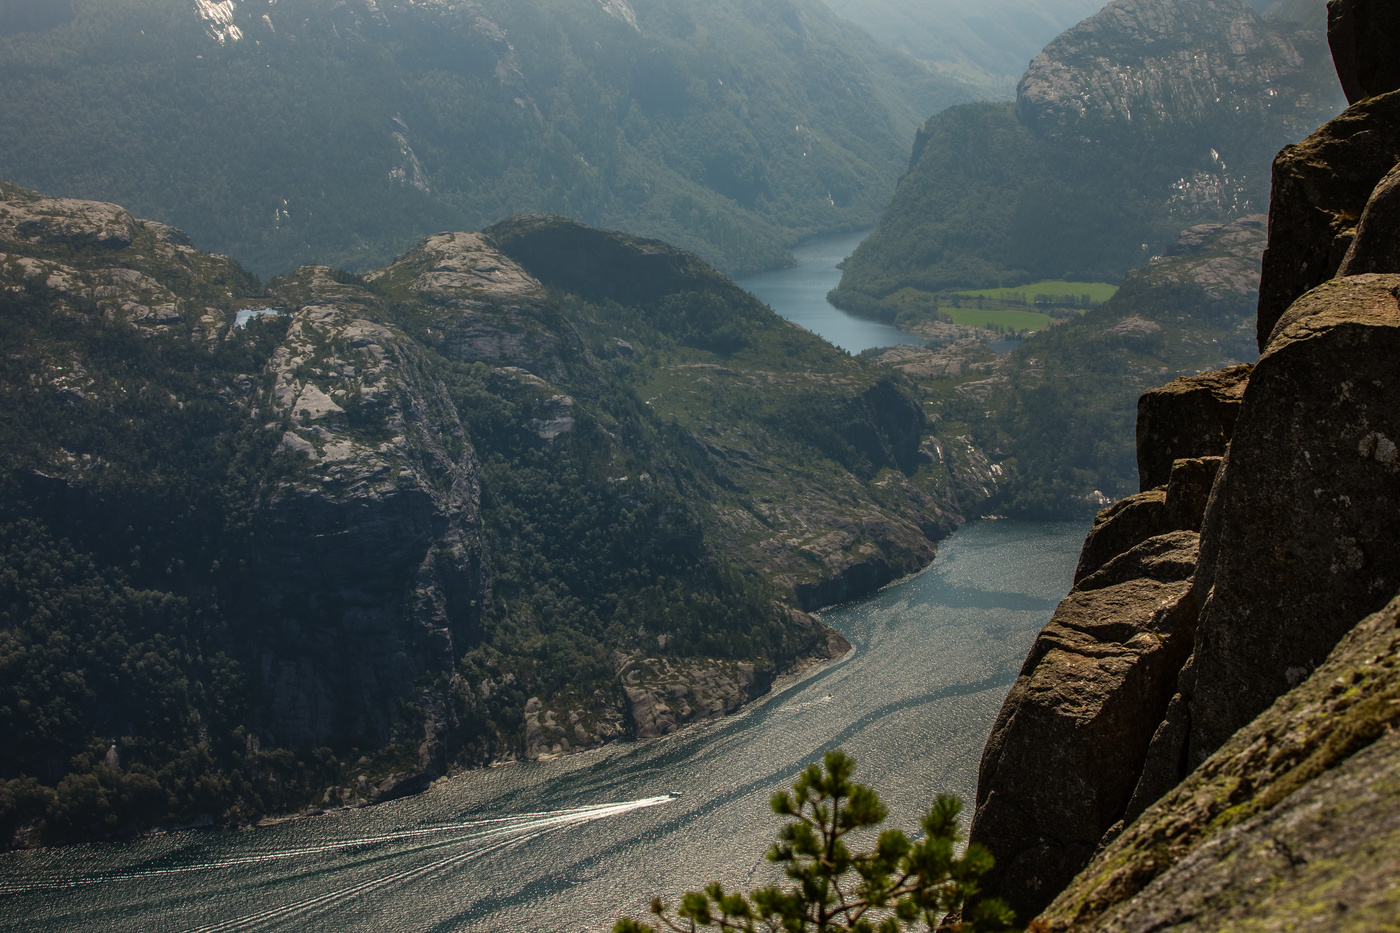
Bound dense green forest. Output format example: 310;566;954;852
0;0;970;278
906;217;1265;518
831;0;1342;318
0;183;965;845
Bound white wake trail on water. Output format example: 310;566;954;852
165;790;677;930
182;795;676;932
0;795;676;907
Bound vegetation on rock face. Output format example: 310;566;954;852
0;185;975;846
614;750;1014;933
0;0;971;278
831;0;1343;318
869;216;1264;519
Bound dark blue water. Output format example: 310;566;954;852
0;521;1085;933
737;231;926;353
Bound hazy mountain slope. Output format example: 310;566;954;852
0;0;971;279
0;182;982;846
831;0;1342;315
821;0;1105;97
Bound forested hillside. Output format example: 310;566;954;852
867;215;1265;517
0;0;971;278
831;0;1342;318
0;183;983;846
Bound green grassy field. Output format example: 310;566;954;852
943;308;1052;331
956;280;1120;303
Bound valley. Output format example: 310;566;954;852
0;182;1000;848
3;0;1400;929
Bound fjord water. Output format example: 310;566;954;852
0;520;1085;933
737;230;926;353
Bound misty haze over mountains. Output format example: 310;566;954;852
0;0;973;278
824;0;1326;96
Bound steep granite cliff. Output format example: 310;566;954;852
965;3;1400;921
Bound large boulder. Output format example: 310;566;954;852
1072;490;1167;584
1037;590;1400;933
968;538;1200;922
1135;366;1249;491
1186;274;1400;764
1255;90;1400;349
1338;161;1400;276
1327;0;1400;104
1161;456;1221;533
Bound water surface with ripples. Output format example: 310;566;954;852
0;519;1085;933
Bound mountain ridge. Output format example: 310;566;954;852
0;0;972;279
0;179;990;847
831;0;1342;312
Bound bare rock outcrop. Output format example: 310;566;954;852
0;182;254;336
1134;365;1249;491
254;266;486;757
1327;0;1400;104
1185;274;1400;763
1160;456;1220;533
1017;0;1320;143
968;537;1200;922
1337;161;1400;276
1255;89;1400;348
1072;490;1167;583
1037;592;1400;932
0;195;135;250
364;230;572;378
1138;216;1267;300
619;656;775;740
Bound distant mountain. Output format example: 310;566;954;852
831;0;1343;318
0;182;992;845
821;0;1105;97
0;0;972;278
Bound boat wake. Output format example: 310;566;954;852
0;795;678;931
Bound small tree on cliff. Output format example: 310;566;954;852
614;750;1014;933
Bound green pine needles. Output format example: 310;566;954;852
615;750;1015;933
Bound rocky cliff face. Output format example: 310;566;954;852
1041;592;1400;931
834;0;1344;328
1019;0;1328;145
966;4;1400;922
250;267;486;760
